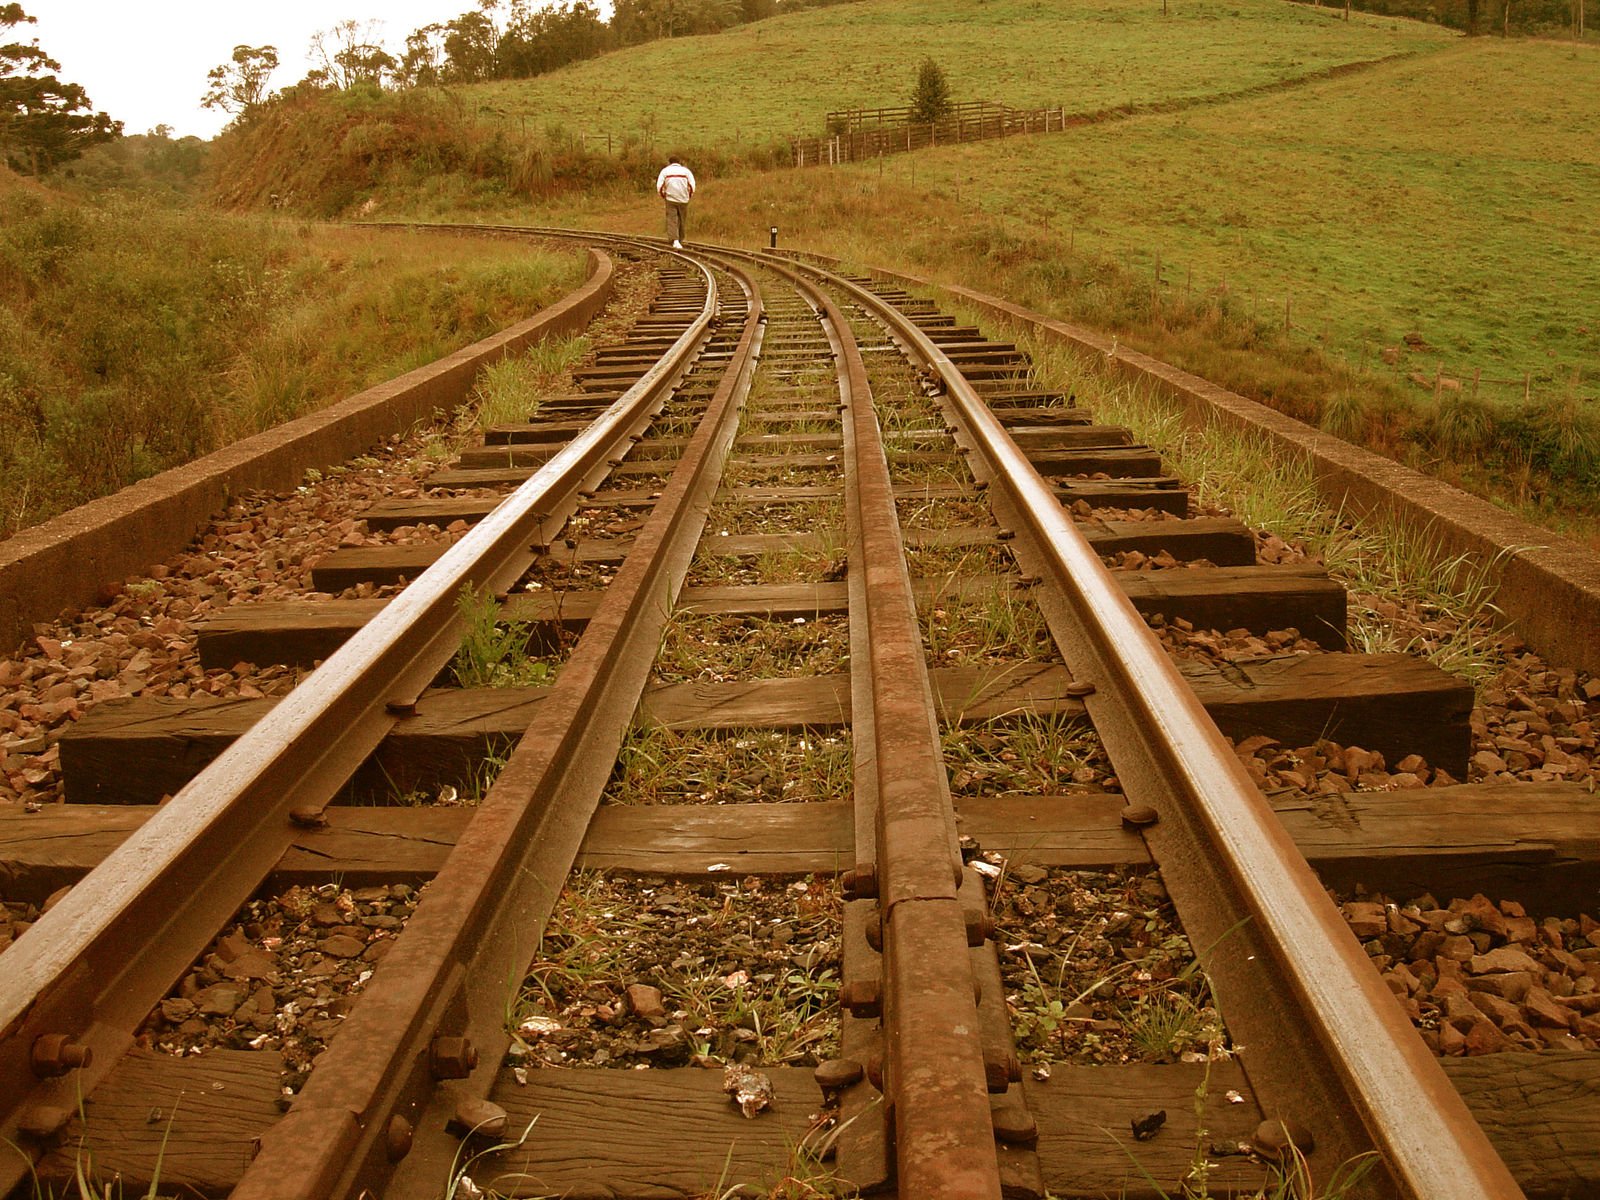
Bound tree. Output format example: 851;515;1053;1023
613;0;741;43
1;2;120;173
398;25;447;87
498;2;609;78
440;10;499;81
309;19;394;90
910;57;951;125
201;44;279;117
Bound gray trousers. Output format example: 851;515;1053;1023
664;201;688;244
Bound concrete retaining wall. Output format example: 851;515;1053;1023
0;249;614;654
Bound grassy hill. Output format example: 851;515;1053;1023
827;37;1600;399
511;20;1599;530
467;0;1457;148
183;0;1600;535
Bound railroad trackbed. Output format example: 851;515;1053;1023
0;234;1598;1200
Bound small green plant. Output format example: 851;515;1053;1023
921;578;1050;665
452;584;554;689
607;722;852;807
1120;991;1223;1062
474;334;590;430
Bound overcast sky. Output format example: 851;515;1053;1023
24;2;573;140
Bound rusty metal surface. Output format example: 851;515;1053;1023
231;261;760;1199
0;259;718;1195
830;275;1524;1199
805;272;1005;1196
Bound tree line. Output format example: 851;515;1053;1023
1294;0;1588;36
205;0;860;123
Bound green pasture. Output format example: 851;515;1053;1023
553;30;1594;406
876;36;1600;395
466;0;1456;149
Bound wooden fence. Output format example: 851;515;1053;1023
792;101;1067;167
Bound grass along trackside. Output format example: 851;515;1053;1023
0;182;587;537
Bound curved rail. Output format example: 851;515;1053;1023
0;227;1537;1200
808;261;1524;1200
370;225;1529;1198
232;257;765;1198
0;255;722;1194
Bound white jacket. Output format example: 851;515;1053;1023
656;163;696;204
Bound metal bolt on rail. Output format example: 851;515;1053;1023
839;979;883;1018
450;1098;509;1140
1254;1118;1316;1159
1120;804;1160;829
864;1051;885;1091
964;911;996;946
841;864;878;900
428;1036;478;1080
814;1058;865;1091
29;1034;91;1078
982;1051;1018;1093
17;1105;71;1141
991;1107;1039;1148
384;1116;414;1162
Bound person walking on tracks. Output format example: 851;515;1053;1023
656;155;696;249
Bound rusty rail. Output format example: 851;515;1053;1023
817;268;1526;1200
0;257;720;1195
390;226;1530;1197
231;259;764;1199
809;272;1004;1195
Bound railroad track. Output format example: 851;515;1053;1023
0;233;1597;1199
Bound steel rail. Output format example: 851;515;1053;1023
754;257;1004;1197
316;227;1519;1195
0;258;719;1192
231;257;762;1200
811;268;1525;1199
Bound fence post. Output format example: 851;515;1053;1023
1525;373;1532;402
1284;293;1292;332
1473;368;1482;396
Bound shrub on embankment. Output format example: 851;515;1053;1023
0;173;585;538
205;86;787;218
